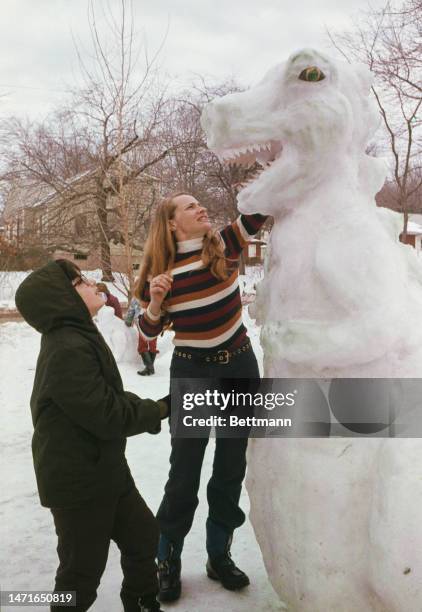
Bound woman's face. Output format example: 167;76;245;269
170;194;211;241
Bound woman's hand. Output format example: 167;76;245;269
149;273;173;314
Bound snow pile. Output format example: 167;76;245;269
202;48;422;612
95;306;139;364
0;272;30;310
239;265;264;295
203;48;422;378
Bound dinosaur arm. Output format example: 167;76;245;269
269;229;406;369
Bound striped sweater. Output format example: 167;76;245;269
138;213;268;349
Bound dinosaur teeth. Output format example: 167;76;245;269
219;139;282;169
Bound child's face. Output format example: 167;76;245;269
72;274;105;317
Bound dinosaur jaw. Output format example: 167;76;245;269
216;139;283;190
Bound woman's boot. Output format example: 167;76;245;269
205;518;249;590
137;352;154;376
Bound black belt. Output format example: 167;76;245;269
174;341;252;365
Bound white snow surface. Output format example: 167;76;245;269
0;304;281;612
201;48;422;612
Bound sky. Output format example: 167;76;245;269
0;0;387;121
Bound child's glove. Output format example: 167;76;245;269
157;395;171;419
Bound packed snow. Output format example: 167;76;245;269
202;48;422;611
202;48;422;379
0;281;283;611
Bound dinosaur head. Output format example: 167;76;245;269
201;49;380;216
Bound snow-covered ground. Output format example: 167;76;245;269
0;270;283;612
0;272;30;310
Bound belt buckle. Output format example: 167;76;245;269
217;349;230;364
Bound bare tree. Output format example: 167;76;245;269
1;0;170;289
328;0;422;238
73;0;173;288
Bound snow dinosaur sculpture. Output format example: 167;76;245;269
201;49;422;611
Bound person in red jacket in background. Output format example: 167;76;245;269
96;283;123;319
137;334;158;376
125;296;159;376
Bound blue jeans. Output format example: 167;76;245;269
156;344;260;554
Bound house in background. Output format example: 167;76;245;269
3;166;160;271
400;214;422;257
0;212;5;241
2;180;51;249
243;235;268;266
211;212;269;267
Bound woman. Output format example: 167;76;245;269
135;193;268;602
15;259;170;612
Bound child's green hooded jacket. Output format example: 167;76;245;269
15;260;163;508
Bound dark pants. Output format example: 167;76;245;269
50;485;159;612
157;345;260;546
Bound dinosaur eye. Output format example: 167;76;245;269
298;66;325;82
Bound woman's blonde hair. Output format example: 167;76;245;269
135;192;228;304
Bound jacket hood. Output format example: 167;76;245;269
15;261;96;334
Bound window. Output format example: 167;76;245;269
74;214;88;238
74;253;88;261
35;216;43;235
248;244;257;258
132;263;140;270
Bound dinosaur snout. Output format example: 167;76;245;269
200;101;230;150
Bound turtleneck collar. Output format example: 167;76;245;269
177;236;204;253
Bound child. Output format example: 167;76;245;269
15;259;169;612
125;296;159;376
